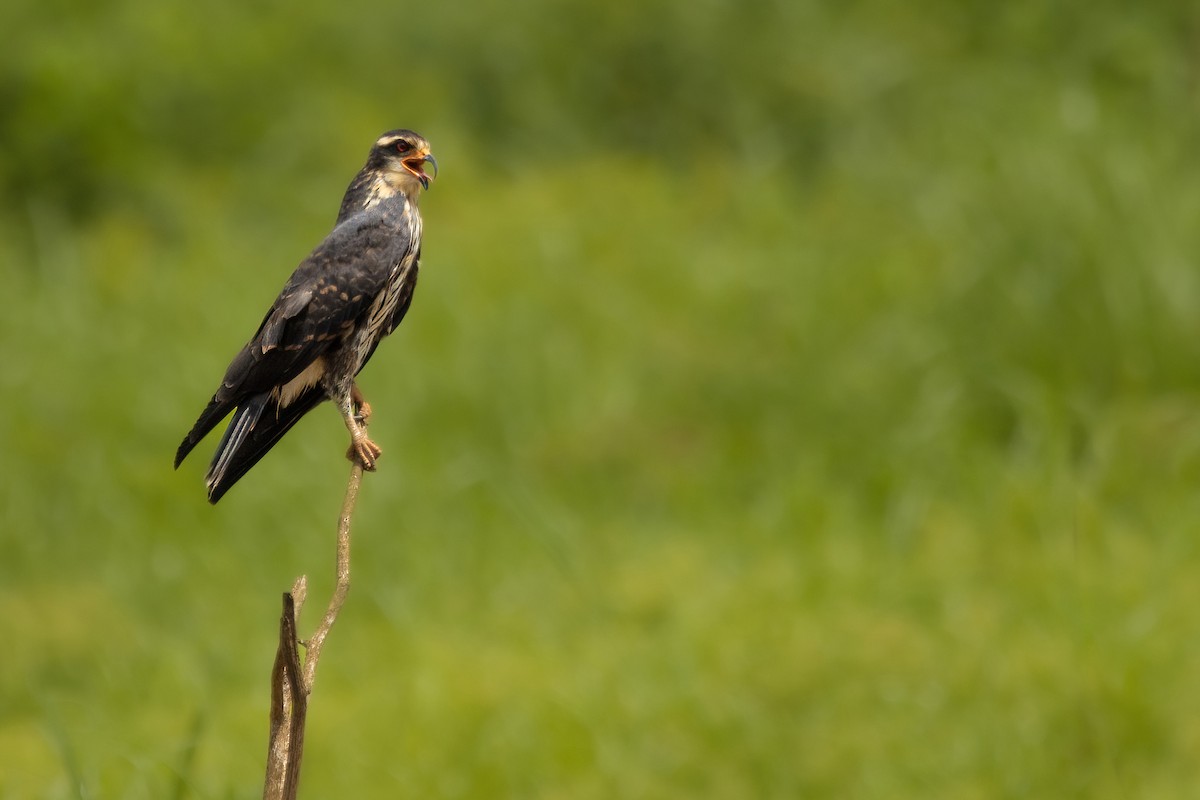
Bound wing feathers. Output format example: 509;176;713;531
259;288;314;353
204;394;269;501
175;395;233;469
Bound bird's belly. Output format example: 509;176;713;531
355;260;411;362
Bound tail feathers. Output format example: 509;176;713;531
204;395;269;502
203;389;325;504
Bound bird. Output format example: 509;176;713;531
175;129;437;503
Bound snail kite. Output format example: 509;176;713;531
175;129;437;503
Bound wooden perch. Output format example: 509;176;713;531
263;459;364;800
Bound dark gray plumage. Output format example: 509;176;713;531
175;130;437;503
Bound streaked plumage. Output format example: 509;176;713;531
175;130;437;503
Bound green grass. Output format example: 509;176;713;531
4;2;1200;797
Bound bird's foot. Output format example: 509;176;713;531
347;433;382;471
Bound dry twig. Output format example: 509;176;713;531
263;460;365;800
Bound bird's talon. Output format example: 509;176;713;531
346;436;382;471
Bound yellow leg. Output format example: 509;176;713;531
351;382;372;425
340;385;381;470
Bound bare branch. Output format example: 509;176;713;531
263;460;366;799
302;462;362;692
263;594;306;800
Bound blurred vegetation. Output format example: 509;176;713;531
3;0;1200;797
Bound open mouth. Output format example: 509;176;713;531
403;154;438;190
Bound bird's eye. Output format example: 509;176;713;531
395;141;412;154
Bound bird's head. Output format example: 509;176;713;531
369;129;438;194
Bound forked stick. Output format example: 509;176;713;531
263;456;365;800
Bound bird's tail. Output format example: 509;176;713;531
203;389;325;503
204;395;269;502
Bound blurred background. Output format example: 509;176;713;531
3;1;1200;797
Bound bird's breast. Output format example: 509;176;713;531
361;206;421;347
362;258;413;348
339;201;422;383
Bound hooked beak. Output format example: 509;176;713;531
403;153;438;190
